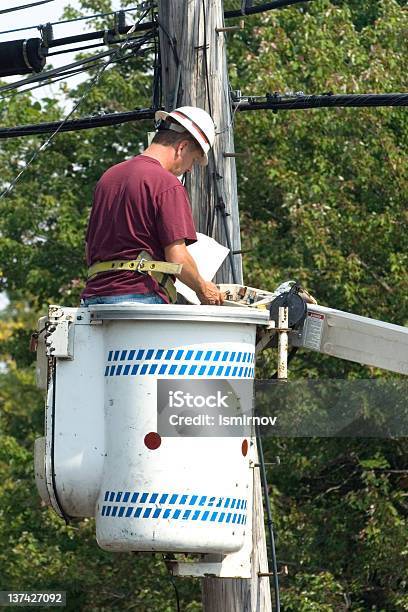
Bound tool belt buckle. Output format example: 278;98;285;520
136;257;148;276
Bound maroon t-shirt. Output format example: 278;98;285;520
81;155;197;302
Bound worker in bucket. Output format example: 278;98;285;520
81;106;224;306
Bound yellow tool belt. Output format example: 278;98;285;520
87;251;182;304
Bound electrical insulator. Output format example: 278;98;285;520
0;38;47;77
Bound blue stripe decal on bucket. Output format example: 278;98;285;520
105;347;255;378
100;490;248;525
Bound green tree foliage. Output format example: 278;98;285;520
1;0;407;609
226;1;408;608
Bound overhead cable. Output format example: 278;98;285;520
0;69;96;101
0;49;152;101
0;6;141;36
0;30;154;95
0;0;307;51
0;109;155;139
46;6;139;27
0;0;55;15
235;92;408;111
3;91;408;140
47;20;154;49
47;33;152;57
0;11;151;199
0;48;117;95
224;0;313;19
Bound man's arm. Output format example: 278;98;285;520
164;239;224;305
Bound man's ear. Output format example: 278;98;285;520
174;140;184;159
178;139;191;155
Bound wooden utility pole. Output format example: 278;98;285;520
157;0;242;284
157;1;272;610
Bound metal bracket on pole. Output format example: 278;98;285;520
216;21;244;33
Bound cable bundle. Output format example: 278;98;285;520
0;38;47;77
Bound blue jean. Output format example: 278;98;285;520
81;292;166;306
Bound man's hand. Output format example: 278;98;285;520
164;240;224;305
196;280;224;305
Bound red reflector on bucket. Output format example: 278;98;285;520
144;432;161;450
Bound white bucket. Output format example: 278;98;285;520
37;304;268;554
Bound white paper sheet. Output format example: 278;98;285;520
175;233;230;304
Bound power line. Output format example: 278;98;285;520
0;0;55;15
47;33;153;57
0;48;118;95
47;6;140;27
0;70;92;101
0;0;308;51
2;91;408;140
47;20;155;49
224;0;314;19
0;11;151;199
0;108;155;139
0;6;141;36
0;50;149;102
235;92;408;110
0;30;155;96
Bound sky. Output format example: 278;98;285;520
0;0;126;310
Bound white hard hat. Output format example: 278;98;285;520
154;106;215;166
